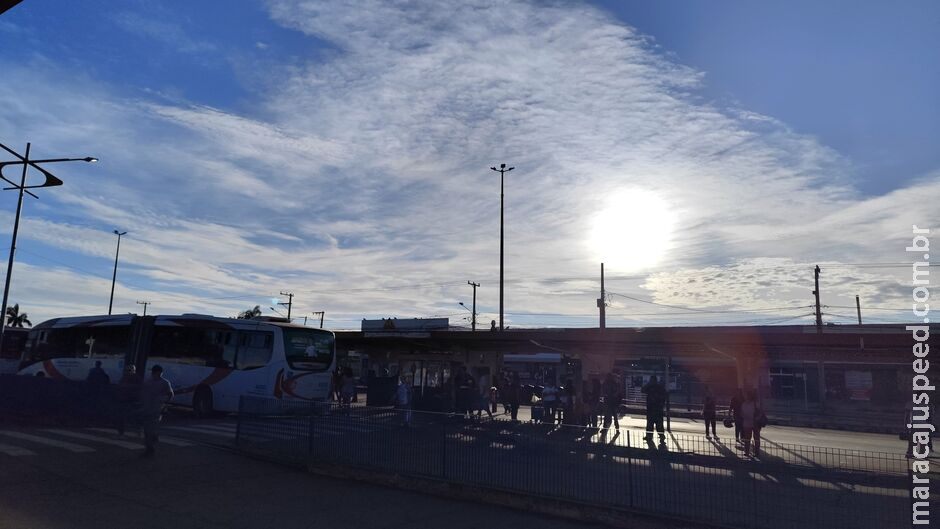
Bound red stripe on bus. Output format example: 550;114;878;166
42;360;66;379
175;367;234;395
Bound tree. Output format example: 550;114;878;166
237;305;262;319
5;304;32;328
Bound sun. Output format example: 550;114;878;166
587;189;676;271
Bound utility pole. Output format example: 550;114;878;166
597;262;606;331
856;295;862;325
490;163;514;331
468;281;479;331
813;265;822;332
279;291;293;321
108;230;127;315
136;300;150;316
312;311;325;328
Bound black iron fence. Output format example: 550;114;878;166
236;397;909;529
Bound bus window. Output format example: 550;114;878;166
150;327;228;367
235;331;273;370
24;325;131;365
282;328;333;371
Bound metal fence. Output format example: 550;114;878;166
236;397;909;529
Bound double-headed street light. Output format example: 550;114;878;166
490;163;513;331
108;230;127;315
0;141;97;350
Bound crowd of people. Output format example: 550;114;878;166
324;364;773;456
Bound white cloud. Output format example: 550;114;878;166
0;0;936;328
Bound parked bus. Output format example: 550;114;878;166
17;314;336;415
0;327;29;375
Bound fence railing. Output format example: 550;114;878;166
236;397;909;529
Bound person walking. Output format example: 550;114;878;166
601;373;621;431
139;365;173;458
642;375;667;443
703;387;718;439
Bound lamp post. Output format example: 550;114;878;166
489;163;513;331
0;142;96;351
108;230;127;315
459;301;477;331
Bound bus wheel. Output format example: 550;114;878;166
193;387;214;418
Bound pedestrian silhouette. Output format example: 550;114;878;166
642;375;667;443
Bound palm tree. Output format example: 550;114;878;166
237;305;262;319
5;304;32;328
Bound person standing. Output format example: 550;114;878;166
703;387;718;439
395;375;413;427
584;379;600;429
642;375;667;443
541;379;558;425
116;364;141;436
729;389;744;443
339;367;356;414
139;365;173;458
507;373;522;422
601;373;621;431
739;390;764;457
86;360;110;386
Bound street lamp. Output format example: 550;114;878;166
490;163;513;331
108;230;127;315
0;141;96;351
458;301;477;331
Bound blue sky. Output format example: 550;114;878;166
0;0;937;329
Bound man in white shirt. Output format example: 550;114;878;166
139;365;174;458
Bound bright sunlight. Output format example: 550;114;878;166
587;189;676;271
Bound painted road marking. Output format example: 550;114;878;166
0;442;35;456
43;429;145;450
0;431;94;453
84;428;195;447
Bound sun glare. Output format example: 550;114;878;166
587;189;676;271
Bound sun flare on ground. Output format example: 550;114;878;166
587;189;676;271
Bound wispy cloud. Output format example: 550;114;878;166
0;0;936;328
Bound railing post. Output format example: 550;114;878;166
235;395;243;447
627;429;635;509
441;416;448;479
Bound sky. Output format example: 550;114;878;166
0;0;937;330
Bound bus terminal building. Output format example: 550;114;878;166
337;320;926;417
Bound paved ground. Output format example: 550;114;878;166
0;422;621;529
0;406;924;529
505;406;907;455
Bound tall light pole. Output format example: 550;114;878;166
490;163;513;331
0;141;96;352
466;280;479;331
108;230;127;315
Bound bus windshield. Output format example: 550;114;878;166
282;328;334;371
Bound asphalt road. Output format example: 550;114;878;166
0;422;620;529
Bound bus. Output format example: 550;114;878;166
17;313;336;415
0;327;29;374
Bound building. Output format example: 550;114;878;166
336;323;928;414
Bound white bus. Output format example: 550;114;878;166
18;314;336;415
